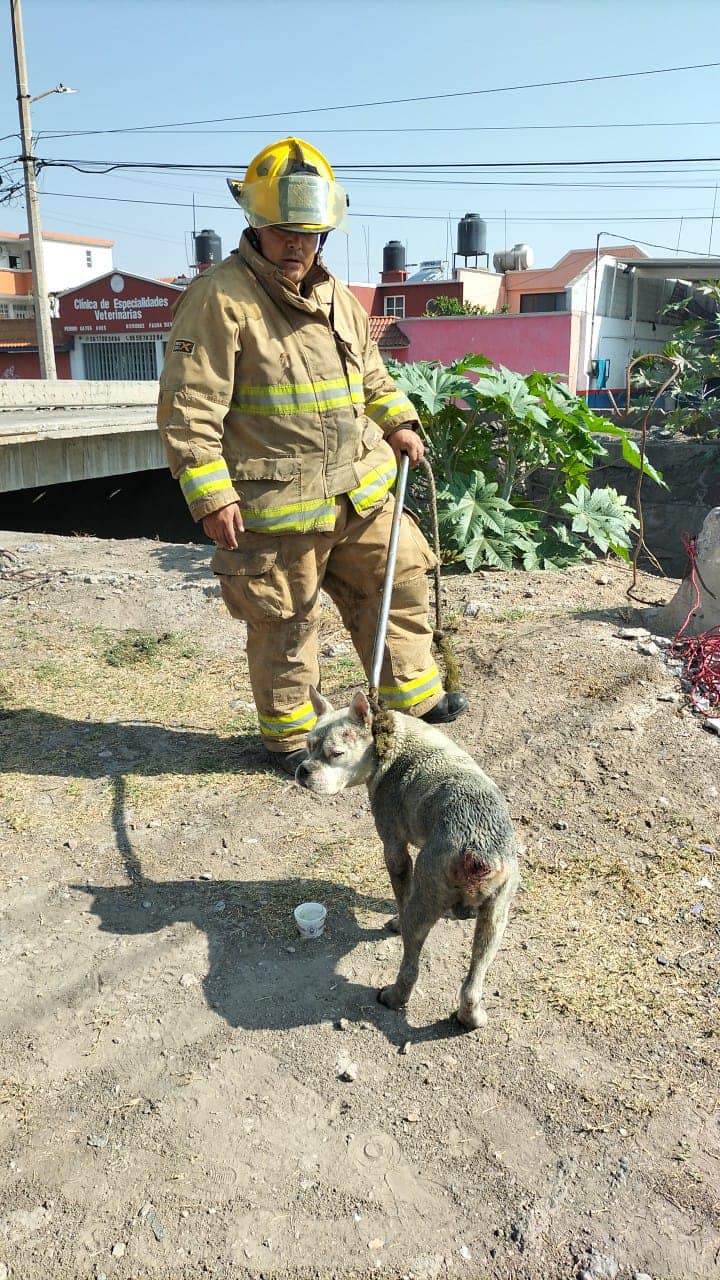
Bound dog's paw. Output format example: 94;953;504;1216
456;1004;488;1030
377;984;407;1010
383;915;401;934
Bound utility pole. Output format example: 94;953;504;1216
10;0;57;378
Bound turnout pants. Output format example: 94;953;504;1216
212;495;443;753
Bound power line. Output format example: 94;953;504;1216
28;167;720;194
35;189;720;230
21;59;720;139
31;118;720;140
27;154;720;170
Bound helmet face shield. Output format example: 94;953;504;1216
279;172;349;234
227;137;350;235
230;172;349;234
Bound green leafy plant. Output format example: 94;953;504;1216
631;282;720;438
387;354;663;571
561;485;639;559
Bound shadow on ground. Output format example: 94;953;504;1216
74;870;465;1047
1;708;267;778
0;709;465;1045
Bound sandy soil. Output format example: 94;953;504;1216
0;530;717;1280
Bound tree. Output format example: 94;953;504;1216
424;296;490;317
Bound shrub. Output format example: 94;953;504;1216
388;355;665;571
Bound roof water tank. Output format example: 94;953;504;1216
493;243;535;272
383;240;406;273
195;228;222;270
457;213;487;257
512;243;534;270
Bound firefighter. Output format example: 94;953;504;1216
157;137;468;774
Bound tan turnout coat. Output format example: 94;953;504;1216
156;232;443;748
157;231;419;532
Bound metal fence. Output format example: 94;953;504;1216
81;336;160;381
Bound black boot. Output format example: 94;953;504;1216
420;692;469;724
267;748;309;776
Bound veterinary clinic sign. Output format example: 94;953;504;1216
59;272;183;335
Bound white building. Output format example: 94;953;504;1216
0;230;114;319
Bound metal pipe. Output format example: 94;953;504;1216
370;452;410;692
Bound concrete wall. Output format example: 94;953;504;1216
0;381;163;492
0;420;165;493
349;283;379;314
0;380;158;407
0;350;72;380
397;312;577;384
454;268;503;311
591;437;720;575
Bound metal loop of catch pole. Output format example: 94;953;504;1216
370;452;410;696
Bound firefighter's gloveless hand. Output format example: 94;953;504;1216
203;503;245;549
387;427;424;468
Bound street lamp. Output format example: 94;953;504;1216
30;83;78;104
9;2;78;379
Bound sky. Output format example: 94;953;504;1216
2;0;720;285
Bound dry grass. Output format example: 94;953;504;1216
0;605;367;836
2;599;718;1045
505;840;718;1038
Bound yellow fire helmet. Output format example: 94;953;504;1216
227;137;349;234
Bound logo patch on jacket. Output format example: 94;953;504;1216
172;339;196;355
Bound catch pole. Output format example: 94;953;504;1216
369;452;410;698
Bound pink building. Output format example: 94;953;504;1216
397;312;579;383
349;239;717;406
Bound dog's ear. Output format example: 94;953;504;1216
309;685;333;717
349;689;372;727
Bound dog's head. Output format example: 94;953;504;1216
295;688;376;794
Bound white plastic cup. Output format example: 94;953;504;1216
293;901;327;938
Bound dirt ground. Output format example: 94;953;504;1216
0;529;717;1280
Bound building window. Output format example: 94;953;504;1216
519;292;566;313
0;303;10;317
12;304;34;318
8;255;22;270
86;250;93;268
384;295;405;319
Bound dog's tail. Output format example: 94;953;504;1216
454;847;509;895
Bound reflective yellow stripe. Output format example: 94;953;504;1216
236;377;362;396
233;375;364;416
378;666;443;710
365;390;416;429
348;460;397;513
233;396;360;417
258;702;317;737
243;498;336;534
179;459;234;504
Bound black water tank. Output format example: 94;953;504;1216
457;213;487;257
383;240;406;272
195;228;222;269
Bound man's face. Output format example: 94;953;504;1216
256;225;319;285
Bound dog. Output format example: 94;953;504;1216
295;688;520;1029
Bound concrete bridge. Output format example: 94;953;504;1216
0;381;164;494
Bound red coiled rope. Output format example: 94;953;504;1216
671;532;720;716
